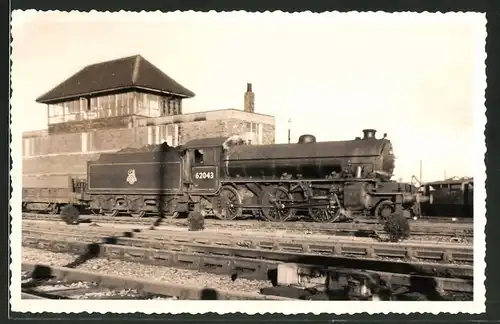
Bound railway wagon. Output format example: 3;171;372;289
22;174;87;214
421;178;474;218
85;129;429;222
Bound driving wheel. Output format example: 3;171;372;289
309;205;340;223
260;186;295;222
374;200;395;221
213;185;242;220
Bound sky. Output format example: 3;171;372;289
10;11;486;182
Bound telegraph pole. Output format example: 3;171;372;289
287;118;291;144
419;160;422;184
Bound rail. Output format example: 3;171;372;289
22;229;473;265
22;235;473;279
22;213;473;237
21;262;290;300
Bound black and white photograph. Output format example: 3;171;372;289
10;10;486;314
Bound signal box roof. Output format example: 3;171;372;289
36;55;195;104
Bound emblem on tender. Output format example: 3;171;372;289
126;169;138;185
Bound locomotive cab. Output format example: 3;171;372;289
181;137;227;195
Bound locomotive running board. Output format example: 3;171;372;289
223;178;378;183
233;202;331;209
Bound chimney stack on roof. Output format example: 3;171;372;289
244;82;255;113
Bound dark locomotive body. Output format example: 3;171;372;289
83;129;429;222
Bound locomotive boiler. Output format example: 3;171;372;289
83;129;429;223
223;129;395;181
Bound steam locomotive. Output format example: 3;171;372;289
68;128;428;222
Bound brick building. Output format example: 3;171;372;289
23;55;275;176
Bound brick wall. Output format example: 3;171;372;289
23;129;48;138
180;120;234;143
24;113;275;158
23;132;82;156
48;115;139;135
262;124;275;144
88;128;137;151
178;119;274;145
23;153;101;176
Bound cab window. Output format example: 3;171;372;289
194;149;204;164
193;148;216;165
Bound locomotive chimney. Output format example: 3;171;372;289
244;82;255;113
362;129;377;140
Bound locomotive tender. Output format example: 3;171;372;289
83;129;429;222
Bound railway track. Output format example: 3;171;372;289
21;220;471;247
20;210;474;299
22;213;473;238
21;263;289;300
22;228;473;266
21;239;473;298
22;232;473;279
22;212;473;224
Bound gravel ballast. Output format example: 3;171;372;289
22;247;273;294
23;220;472;245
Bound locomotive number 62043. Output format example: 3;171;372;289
195;171;215;179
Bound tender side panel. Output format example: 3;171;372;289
88;162;182;192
